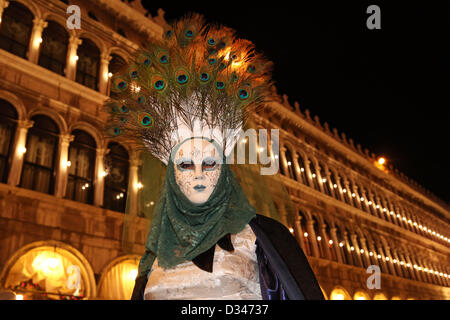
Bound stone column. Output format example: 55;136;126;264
304;158;314;188
27;18;48;64
342;231;354;266
65;35;82;80
314;162;325;193
331;168;343;200
359;237;372;267
0;0;9;26
350;233;364;267
93;148;107;207
292;152;302;183
306;220;320;258
329;227;343;263
324;169;335;198
54;133;74;198
294;215;306;252
98;52;112;95
320;224;332;260
7;120;33;186
127;151;142;216
374;243;389;274
350;182;362;210
342;178;352;205
383;245;398;276
279;146;289;178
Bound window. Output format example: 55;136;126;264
75;38;100;90
0;100;18;183
309;162;320;190
0;1;34;58
284;148;295;179
38;21;68;76
296;153;308;185
20;115;59;194
103;142;129;212
320;166;331;196
66;130;96;204
298;211;310;256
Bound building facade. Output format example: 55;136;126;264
0;0;448;300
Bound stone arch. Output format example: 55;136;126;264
373;292;388;300
329;286;352;300
41;12;69;30
0;90;27;120
353;290;371;300
0;240;96;298
76;31;107;56
97;254;140;300
27;107;68;134
107;47;131;62
69;121;104;149
10;0;41;19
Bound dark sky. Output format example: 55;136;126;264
141;1;450;204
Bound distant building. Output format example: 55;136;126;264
0;0;448;300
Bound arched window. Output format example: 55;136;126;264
38;20;68;76
20;115;59;194
66;130;96;204
103;142;129;212
309;162;320;190
335;227;348;264
75;38;100;90
348;180;358;207
0;99;18;183
330;171;341;200
296;153;308;185
0;1;33;58
312;216;326;259
284;148;295;179
324;221;336;261
320;165;331;196
108;54;127;97
298;211;310;256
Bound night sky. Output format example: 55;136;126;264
141;1;450;204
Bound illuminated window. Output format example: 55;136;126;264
0;100;17;183
20;115;59;194
98;258;139;300
3;246;89;300
0;1;33;59
103;142;129;212
38;21;68;76
66;130;96;204
354;291;370;300
330;288;351;300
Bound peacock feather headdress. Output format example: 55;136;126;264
104;13;273;164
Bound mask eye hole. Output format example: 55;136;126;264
178;161;194;170
202;159;217;171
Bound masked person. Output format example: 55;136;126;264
105;13;324;300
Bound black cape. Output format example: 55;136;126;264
131;214;324;300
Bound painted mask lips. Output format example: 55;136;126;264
193;185;206;191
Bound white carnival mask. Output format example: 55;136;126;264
173;138;222;204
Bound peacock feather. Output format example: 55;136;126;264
104;13;274;163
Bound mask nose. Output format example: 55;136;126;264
194;163;204;180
